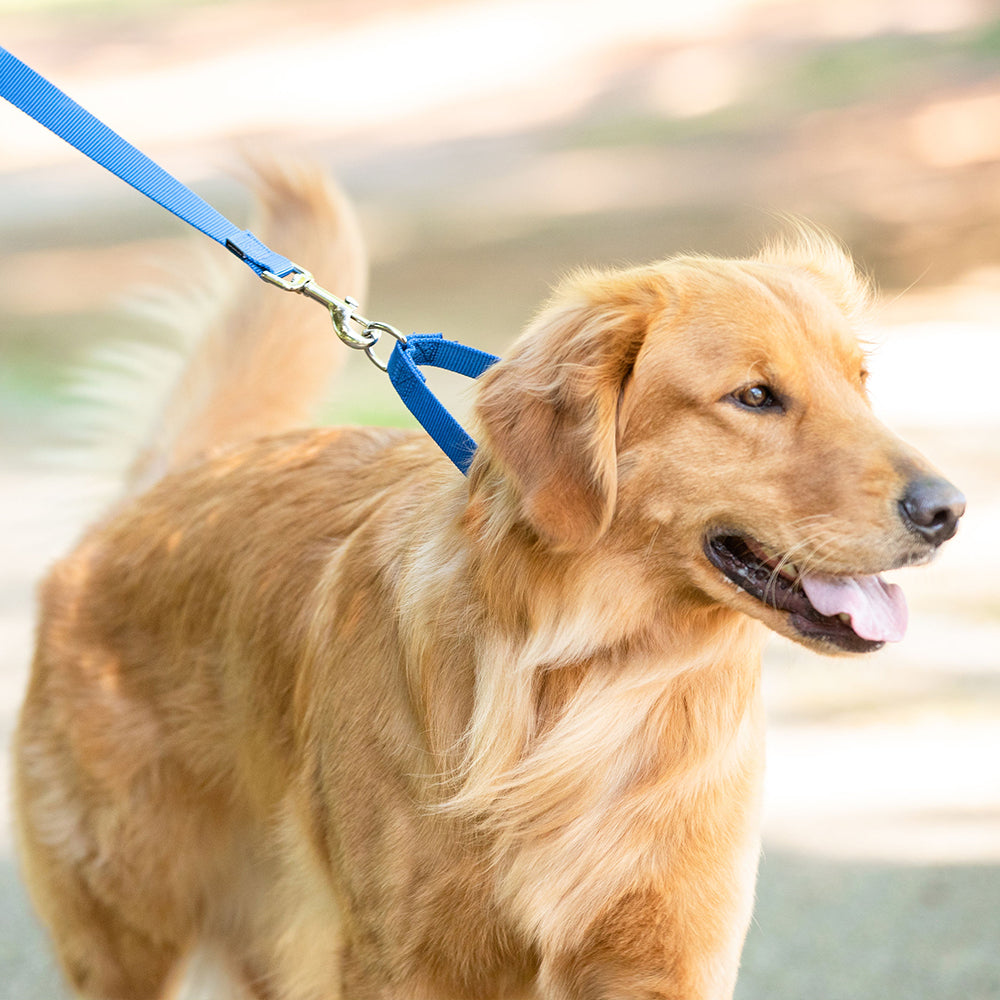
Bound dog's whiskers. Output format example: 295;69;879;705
759;525;848;605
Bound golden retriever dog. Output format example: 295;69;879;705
14;164;964;1000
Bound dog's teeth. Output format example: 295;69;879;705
837;613;851;624
776;560;798;583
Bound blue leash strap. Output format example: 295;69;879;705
0;44;502;473
387;335;499;475
0;44;297;278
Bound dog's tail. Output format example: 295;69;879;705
127;160;368;494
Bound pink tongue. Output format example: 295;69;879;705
799;573;908;643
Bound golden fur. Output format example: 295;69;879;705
15;165;961;999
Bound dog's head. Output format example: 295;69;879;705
471;231;964;654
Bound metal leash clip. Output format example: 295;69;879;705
261;267;407;371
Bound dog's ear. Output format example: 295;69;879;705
473;270;659;550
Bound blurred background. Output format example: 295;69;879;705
2;0;999;997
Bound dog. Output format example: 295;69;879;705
14;163;964;1000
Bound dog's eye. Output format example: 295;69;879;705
731;384;781;411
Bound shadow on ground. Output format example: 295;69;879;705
738;851;1000;1000
0;856;66;1000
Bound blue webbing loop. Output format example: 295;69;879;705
387;335;499;475
0;45;297;278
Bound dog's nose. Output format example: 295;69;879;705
900;476;966;545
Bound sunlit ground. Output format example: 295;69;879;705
2;0;999;997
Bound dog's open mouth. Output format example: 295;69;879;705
705;533;908;653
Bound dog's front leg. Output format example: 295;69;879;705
535;880;755;1000
518;779;763;1000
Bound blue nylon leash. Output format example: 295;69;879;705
0;43;499;473
0;45;296;278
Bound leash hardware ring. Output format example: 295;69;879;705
362;321;408;373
